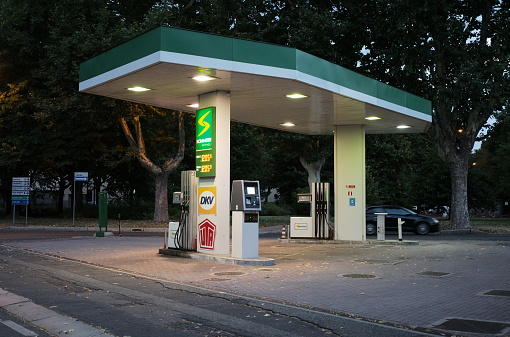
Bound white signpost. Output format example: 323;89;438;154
73;172;89;225
12;177;30;225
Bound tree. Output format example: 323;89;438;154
120;105;186;221
349;0;510;228
475;109;510;210
365;134;416;206
0;0;135;215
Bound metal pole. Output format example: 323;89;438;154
118;214;121;236
72;179;76;226
12;205;15;226
25;204;28;226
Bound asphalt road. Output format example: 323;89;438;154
0;229;442;337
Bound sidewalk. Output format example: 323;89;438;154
3;229;510;337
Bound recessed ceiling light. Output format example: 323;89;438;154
192;75;216;82
365;116;381;121
286;93;308;99
280;122;296;127
187;103;199;108
396;125;412;129
127;86;151;92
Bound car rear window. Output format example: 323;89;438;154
368;207;386;214
388;208;408;215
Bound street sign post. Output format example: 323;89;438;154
73;172;89;225
11;177;30;225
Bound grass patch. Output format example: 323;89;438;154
2;215;509;233
1;215;294;229
440;218;510;233
470;218;510;233
259;215;294;227
0;217;167;228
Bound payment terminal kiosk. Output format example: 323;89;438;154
231;180;261;258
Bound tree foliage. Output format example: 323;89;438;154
348;0;510;227
1;0;509;223
475;109;510;210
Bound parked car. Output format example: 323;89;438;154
366;205;440;235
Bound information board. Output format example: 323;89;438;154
11;177;30;205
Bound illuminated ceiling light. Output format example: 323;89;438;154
187;103;199;108
286;93;308;99
365;116;381;121
192;75;216;82
280;122;296;127
396;125;412;129
127;86;151;92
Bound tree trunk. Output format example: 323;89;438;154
447;157;471;229
153;172;170;222
300;156;325;192
57;175;66;214
120;110;185;222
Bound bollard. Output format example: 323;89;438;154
118;214;121;237
397;218;405;241
375;213;387;241
281;225;286;239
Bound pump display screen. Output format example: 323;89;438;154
246;186;256;195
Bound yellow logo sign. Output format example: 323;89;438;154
198;186;216;214
197;110;211;137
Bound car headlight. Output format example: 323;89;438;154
433;218;439;224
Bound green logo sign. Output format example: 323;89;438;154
196;107;216;177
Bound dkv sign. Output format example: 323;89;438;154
198;186;216;214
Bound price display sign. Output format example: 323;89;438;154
196;107;216;177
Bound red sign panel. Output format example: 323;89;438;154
345;185;356;189
198;219;216;250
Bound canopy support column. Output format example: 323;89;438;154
334;125;366;241
197;91;231;255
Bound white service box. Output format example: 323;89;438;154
167;222;179;249
289;217;314;238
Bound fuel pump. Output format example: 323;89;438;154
168;170;198;250
290;182;332;239
231;180;261;258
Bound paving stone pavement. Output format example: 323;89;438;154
4;230;510;337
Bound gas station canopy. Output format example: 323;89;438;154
79;26;431;135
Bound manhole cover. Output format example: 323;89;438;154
434;318;510;334
483;289;510;297
416;271;450;277
342;274;377;279
213;271;245;276
354;259;404;265
204;278;230;282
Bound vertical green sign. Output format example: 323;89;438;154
196;107;216;177
98;192;108;229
